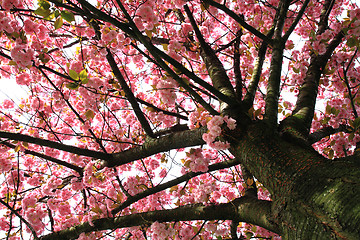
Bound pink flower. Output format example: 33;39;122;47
2;99;14;109
159;168;167;178
11;45;35;69
181;23;193;36
1;0;22;11
187;148;210;172
138;5;153;19
22;193;37;209
102;29;117;43
151;222;174;240
0;157;12;172
202;116;235;150
23;19;38;33
224;116;237;130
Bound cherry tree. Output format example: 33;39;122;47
0;0;359;239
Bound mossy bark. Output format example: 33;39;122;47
230;122;360;239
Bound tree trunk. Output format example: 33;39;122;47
230;122;360;239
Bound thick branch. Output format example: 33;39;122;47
243;30;273;109
184;5;237;112
264;42;285;127
0;131;111;160
234;30;243;101
106;127;207;167
282;0;341;139
290;30;345;132
318;0;336;35
40;196;278;240
0;141;83;174
282;0;310;41
202;0;272;44
308;125;349;144
106;48;155;138
0;128;207;171
264;0;290;127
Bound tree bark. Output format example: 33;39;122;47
230;122;360;239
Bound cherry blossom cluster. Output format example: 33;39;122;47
156;77;178;106
202;115;236;150
193;182;218;202
0;147;12;172
348;9;360;36
135;4;159;31
10;44;35;69
187;148;210;172
0;0;23;11
150;222;175;240
188;108;210;129
167;40;185;62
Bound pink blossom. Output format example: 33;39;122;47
151;222;175;239
102;29;117;43
0;157;12;172
11;45;34;69
203;116;236;150
2;99;14;109
22;193;37;209
187;148;210;172
1;0;22;11
23;19;38;33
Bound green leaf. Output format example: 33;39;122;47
12;32;19;38
8;60;17;66
66;82;79;90
91;206;102;214
68;69;79;80
349;132;355;141
346;37;359;48
54;17;63;30
321;117;330;125
353;117;360;129
245;231;253;239
325;104;332;114
287;42;294;50
39;0;50;9
54;10;61;18
201;2;210;11
181;77;189;85
292;67;300;73
309;30;316;40
61;10;75;22
331;107;340;116
34;7;51;17
81;78;89;84
38;53;49;64
161;43;168;51
79;69;88;81
45;12;56;20
254;108;262;118
19;30;27;43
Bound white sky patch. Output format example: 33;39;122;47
0;76;29;103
